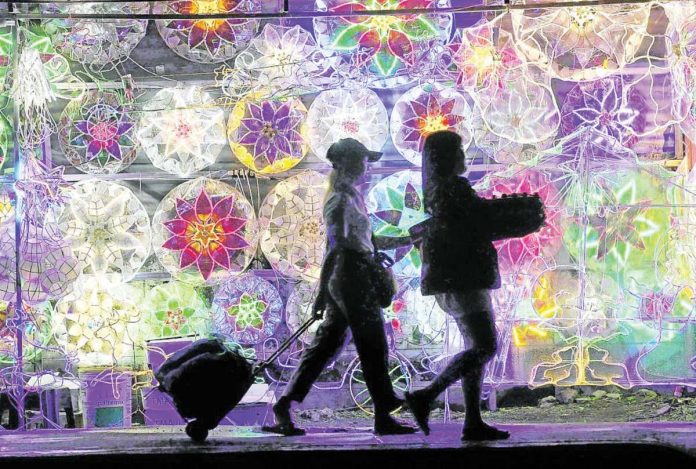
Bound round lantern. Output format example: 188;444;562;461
259;170;329;281
152;178;259;285
59;90;138;175
142;281;211;340
138;86;226;176
306;88;388;162
212;273;283;345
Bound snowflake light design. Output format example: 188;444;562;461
228;97;308;174
285;281;322;345
57;180;151;285
511;2;650;81
59;90;138;175
152;178;258;285
313;0;453;87
390;82;473;165
235;24;332;96
259;171;329;281
42;2;148;70
53;278;141;367
306;87;388;162
366;170;428;278
560;77;645;148
138;86;226;176
143;282;210;339
154;0;282;64
212;273;282;345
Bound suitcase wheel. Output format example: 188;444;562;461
185;420;209;443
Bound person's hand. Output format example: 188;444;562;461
312;293;327;320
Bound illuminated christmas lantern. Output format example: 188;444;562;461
306;87;388;162
57;180;151;285
285;281;322;345
259;170;328;281
152;178;259;285
366;170;428;279
53;279;141;367
142;282;211;340
313;0;453;88
228;97;309;174
0;302;53;366
154;0;282;63
59;90;138;175
212;273;283;346
138;86;226;176
511;1;650;81
390;82;473;165
42;2;148;69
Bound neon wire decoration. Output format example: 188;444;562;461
152;178;259;285
366;170;428;279
259;171;329;282
313;0;453;88
57;180;151;286
510;1;651;81
212;273;283;345
228;97;309;174
390;82;473;165
137;86;226;176
306;87;389;162
59;90;138;175
154;0;282;64
41;2;148;71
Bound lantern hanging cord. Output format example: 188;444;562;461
1;0;680;21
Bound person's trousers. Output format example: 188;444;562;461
282;250;400;416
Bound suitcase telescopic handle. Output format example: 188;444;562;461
253;316;317;376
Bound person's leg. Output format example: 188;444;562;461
267;303;348;435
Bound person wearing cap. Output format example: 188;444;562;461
265;138;417;436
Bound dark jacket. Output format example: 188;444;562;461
419;176;500;295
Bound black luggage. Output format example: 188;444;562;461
155;318;316;442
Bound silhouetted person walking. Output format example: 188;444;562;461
406;130;514;441
267;138;416;436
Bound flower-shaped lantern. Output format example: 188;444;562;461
152;178;259;285
59;90;138;174
390;82;473;165
142;281;211;339
228;97;309;174
212;273;283;345
259;171;329;281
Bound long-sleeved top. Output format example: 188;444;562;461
323;184;374;255
420;176;501;295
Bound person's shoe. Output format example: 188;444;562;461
261;398;306;436
374;416;417;435
404;390;431;436
461;423;510;441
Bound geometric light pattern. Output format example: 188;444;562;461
152;178;259;285
306;87;389;162
390;82;473;165
259;171;329;282
142;281;211;340
137;86;226;176
212;273;283;345
58;90;138;175
57;180;151;286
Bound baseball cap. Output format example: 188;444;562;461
326;138;383;164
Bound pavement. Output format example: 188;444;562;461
0;422;693;469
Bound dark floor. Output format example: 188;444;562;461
0;422;694;469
